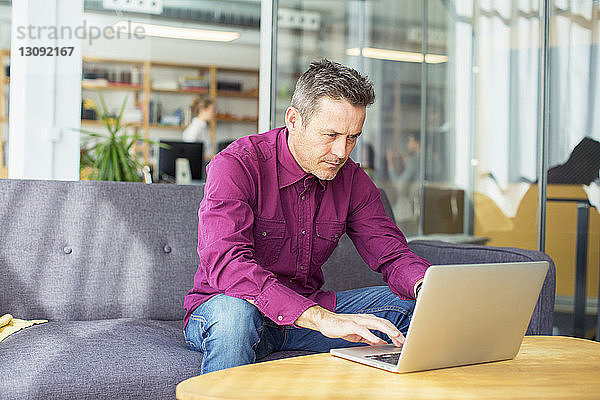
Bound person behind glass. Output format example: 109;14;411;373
183;59;431;374
386;133;422;228
182;96;216;157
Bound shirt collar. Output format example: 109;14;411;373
277;127;327;190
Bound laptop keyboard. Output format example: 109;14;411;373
365;352;401;365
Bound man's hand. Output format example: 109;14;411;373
294;305;405;347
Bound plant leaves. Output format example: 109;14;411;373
114;95;129;133
110;145;122;181
77;94;163;182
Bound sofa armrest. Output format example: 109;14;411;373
408;240;556;335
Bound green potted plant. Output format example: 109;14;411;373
80;93;162;182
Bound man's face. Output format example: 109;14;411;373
286;97;366;181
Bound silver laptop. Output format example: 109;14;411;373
330;261;549;373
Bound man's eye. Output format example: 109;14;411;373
348;135;358;141
327;134;337;138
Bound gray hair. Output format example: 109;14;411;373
290;59;375;126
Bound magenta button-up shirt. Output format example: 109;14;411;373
183;127;431;328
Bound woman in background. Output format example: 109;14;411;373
182;96;216;157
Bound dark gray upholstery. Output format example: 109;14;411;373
0;179;202;321
408;240;556;335
0;179;556;399
0;320;201;400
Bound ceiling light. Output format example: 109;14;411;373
424;53;449;64
346;47;448;64
112;21;240;42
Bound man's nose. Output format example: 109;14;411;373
331;136;347;160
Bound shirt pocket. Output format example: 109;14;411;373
253;218;286;267
312;221;346;266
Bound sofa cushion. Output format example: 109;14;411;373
0;319;201;399
0;318;324;399
0;180;204;321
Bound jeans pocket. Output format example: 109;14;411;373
184;316;206;352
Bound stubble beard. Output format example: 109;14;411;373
315;159;346;181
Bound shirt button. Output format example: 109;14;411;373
262;231;267;237
301;230;306;235
163;245;172;253
63;246;72;254
301;195;306;201
334;233;339;238
300;265;305;270
277;315;283;321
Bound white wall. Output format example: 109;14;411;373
1;4;13;169
0;5;10;49
8;0;82;180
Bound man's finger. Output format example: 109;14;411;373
355;326;387;346
355;314;405;346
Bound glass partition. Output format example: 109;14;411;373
470;1;542;251
546;0;599;334
3;0;262;181
271;0;600;337
0;1;10;179
272;0;544;244
274;0;600;336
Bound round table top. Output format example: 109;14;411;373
176;336;600;400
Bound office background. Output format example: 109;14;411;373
0;0;598;334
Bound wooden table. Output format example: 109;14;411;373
176;336;600;400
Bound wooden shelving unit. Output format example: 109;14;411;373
216;115;258;123
81;82;142;91
81;120;143;128
151;88;209;94
149;124;185;130
0;53;259;174
218;90;259;99
81;57;259;163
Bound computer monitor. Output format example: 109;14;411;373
158;141;204;181
217;140;235;153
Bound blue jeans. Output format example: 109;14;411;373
183;286;415;374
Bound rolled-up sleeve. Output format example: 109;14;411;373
346;167;431;300
198;153;316;325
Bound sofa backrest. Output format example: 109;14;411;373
1;178;554;333
1;179;203;321
408;240;556;335
0;179;396;321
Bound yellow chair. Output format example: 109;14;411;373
475;184;599;299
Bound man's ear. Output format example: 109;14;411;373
285;106;302;132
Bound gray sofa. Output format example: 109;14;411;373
0;179;555;399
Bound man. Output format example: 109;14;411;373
183;59;431;374
386;133;422;232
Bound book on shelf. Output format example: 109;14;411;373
178;75;208;90
121;108;143;124
151;80;179;91
159;115;181;126
149;100;162;124
217;80;242;92
82;78;109;87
